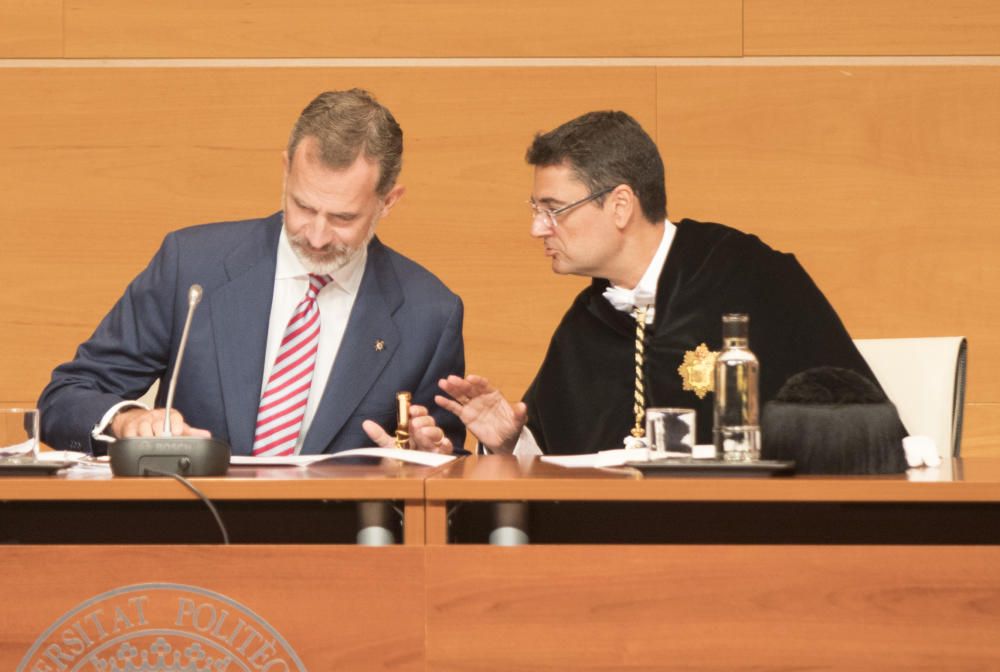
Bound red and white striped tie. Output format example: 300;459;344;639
252;273;332;456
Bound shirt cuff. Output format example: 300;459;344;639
91;400;150;443
512;426;542;456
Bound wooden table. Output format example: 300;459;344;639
3;456;999;671
2;460;434;545
423;456;1000;671
0;460;439;671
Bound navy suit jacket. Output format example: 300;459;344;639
38;213;466;454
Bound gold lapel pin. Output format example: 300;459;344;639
375;339;385;352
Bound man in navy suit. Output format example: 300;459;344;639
38;89;464;456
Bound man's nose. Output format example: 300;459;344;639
530;213;553;238
303;216;332;248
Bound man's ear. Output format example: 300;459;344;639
379;184;407;218
610;184;638;231
280;151;291;198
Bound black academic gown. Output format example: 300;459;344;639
523;219;880;454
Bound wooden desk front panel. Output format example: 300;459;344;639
0;545;424;671
426;545;1000;671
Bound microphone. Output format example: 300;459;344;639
163;284;202;437
109;284;231;477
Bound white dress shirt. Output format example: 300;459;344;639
262;226;366;453
512;219;677;456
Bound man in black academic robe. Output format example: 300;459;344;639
522;219;877;454
435;110;885;455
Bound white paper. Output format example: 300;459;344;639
36;450;89;463
231;454;332;467
539;446;713;468
62;455;112;475
541;447;654;468
691;444;717;459
232;447;456;468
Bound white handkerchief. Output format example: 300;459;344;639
902;435;942;468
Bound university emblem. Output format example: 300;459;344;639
677;343;718;399
18;583;306;672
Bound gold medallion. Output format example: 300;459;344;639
375;339;385;352
677;343;719;399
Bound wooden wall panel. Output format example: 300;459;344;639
2;49;997;451
656;66;1000;413
963;404;1000;458
0;0;62;57
0;67;656;409
63;0;742;58
745;0;1000;56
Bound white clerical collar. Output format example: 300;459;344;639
603;219;676;321
275;223;367;295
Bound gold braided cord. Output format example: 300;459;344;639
631;306;648;438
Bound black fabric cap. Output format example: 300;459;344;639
762;367;907;475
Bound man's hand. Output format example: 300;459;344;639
435;374;527;454
362;404;454;454
111;408;212;439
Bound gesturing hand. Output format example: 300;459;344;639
435;374;527;454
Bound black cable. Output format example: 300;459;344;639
142;467;230;544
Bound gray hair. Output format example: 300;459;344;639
287;89;403;196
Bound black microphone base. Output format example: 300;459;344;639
109;437;231;477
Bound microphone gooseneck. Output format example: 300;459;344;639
109;280;229;478
162;284;203;436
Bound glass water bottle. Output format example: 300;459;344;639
713;313;761;461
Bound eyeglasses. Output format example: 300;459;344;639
528;186;614;230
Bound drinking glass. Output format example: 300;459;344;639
0;408;40;460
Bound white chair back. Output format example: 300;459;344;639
853;337;967;458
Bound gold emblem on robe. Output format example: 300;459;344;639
677;343;718;399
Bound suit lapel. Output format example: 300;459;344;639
210;216;281;455
301;238;402;454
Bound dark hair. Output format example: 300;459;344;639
287;89;403;196
525;111;666;223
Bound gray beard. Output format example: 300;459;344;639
281;210;376;275
289;237;359;275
